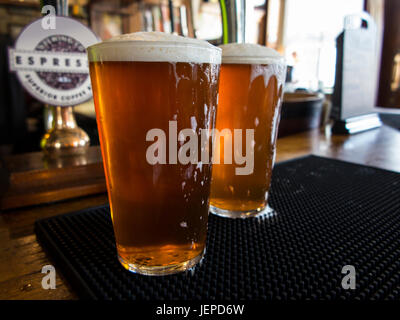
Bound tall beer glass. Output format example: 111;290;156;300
87;32;221;275
209;43;286;219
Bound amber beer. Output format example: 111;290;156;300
209;43;286;218
87;32;221;275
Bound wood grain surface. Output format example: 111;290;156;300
1;124;400;300
0;147;106;210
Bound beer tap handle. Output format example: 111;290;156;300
219;0;246;44
40;0;91;156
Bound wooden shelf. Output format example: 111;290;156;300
0;146;106;210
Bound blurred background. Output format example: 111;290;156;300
0;0;398;156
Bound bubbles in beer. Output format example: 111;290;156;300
89;33;221;272
209;43;286;217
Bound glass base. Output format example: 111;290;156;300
118;248;205;276
210;204;276;219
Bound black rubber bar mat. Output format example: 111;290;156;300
35;155;400;300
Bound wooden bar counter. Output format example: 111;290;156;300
1;124;400;300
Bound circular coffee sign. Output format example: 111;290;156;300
9;16;99;106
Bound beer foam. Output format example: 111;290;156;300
87;32;221;64
219;43;284;65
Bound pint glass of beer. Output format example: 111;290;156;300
209;43;286;219
87;32;221;275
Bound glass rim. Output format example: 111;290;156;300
221;55;286;65
87;40;222;64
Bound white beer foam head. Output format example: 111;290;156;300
219;43;284;65
87;32;221;64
